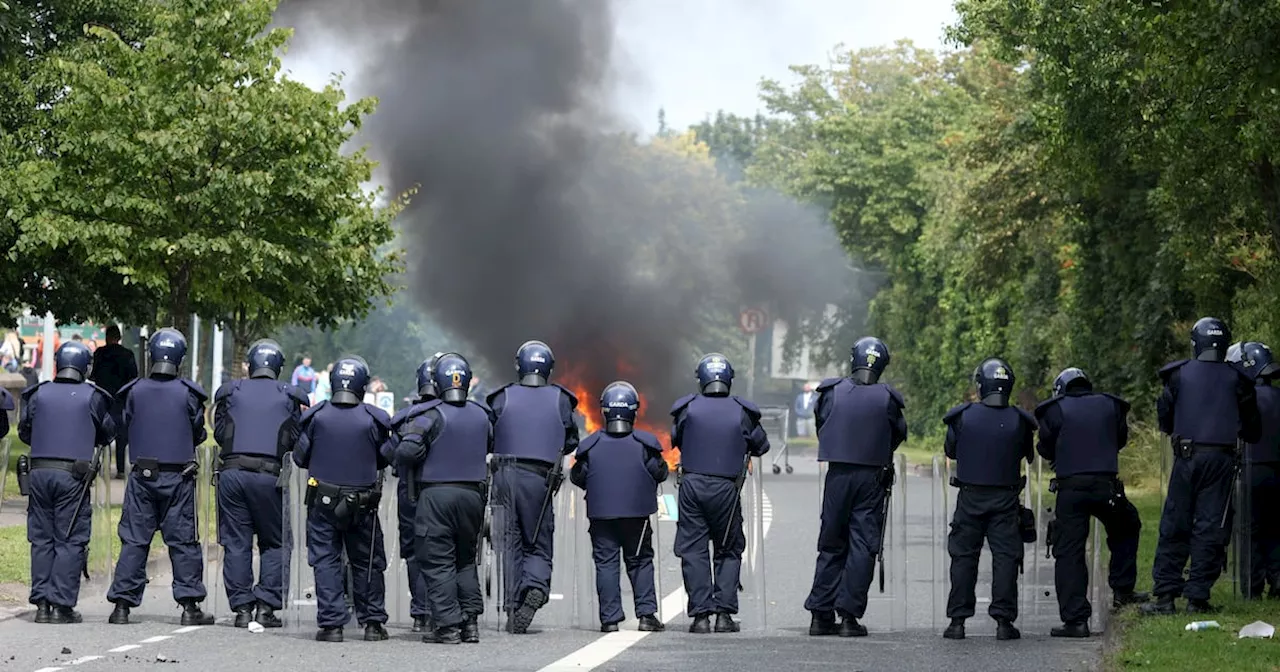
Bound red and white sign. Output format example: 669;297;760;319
739;307;768;334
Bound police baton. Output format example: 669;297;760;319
723;453;751;548
876;465;895;593
67;444;105;539
1221;440;1242;529
533;455;566;546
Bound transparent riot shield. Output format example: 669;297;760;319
196;444;228;618
281;452;316;632
86;444;116;598
0;437;9;517
929;455;951;633
1232;451;1254;599
480;489;506;632
569;485;597;631
814;454;907;632
1020;457;1060;633
379;473;415;627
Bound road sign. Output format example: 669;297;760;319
739;307;768;334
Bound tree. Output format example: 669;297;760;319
12;0;405;365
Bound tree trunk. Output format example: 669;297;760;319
165;264;193;377
1255;155;1280;259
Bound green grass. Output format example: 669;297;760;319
0;524;26;584
3;435;30;500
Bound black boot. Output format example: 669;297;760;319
943;618;965;640
429;625;462;645
233;606;254;628
600;622;619;633
1112;591;1149;608
1051;621;1090;638
49;606;83;624
995;619;1020;641
315;626;343;642
1140;595;1177;616
34;602;52;624
108;603;131;625
689;615;711;634
511;588;547;634
1186;599;1218;614
461;616;480;643
714;613;740;633
412;616;429;633
254;603;282;628
180;600;215;626
809;612;838;636
637;614;664;632
363;622;389;641
839;617;868;638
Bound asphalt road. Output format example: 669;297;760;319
0;453;1104;672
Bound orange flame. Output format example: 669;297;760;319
564;368;680;471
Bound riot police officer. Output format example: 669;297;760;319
19;341;114;624
388;352;444;633
107;328;215;626
1227;342;1280;599
570;381;668;633
1036;367;1147;638
942;358;1035;641
485;340;580;634
1145;317;1260;615
212;339;309;628
292;356;392;642
671;353;770;634
804;337;906;637
395;353;493;645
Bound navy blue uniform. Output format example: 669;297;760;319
389;398;436;623
213;378;308;613
20;381;114;609
943;402;1036;624
1243;381;1280;598
671;394;770;618
107;376;209;608
1036;391;1141;624
393;399;493;631
486;383;579;606
1152;359;1260;602
293;401;392;630
804;377;906;621
570;429;669;626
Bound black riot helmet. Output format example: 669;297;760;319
850;337;890;385
415;351;445;399
516;340;554;386
600;381;640;434
246;339;285;379
1229;341;1280;380
1191;317;1230;362
330;356;370;405
695;353;734;396
973;357;1015;407
54;341;93;382
148;327;187;377
1052;367;1092;396
433;353;472;404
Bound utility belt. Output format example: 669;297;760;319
131;457;197;481
305;477;380;529
1049;473;1122;493
420;481;488;500
950;476;1025;492
219;454;282;477
500;457;553;477
30;457;95;480
1173;438;1237;460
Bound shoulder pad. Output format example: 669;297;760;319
576;431;603;456
0;386;13;411
181;378;208;402
485;383;516;407
816;377;843;392
466;398;492;414
85;381;113;404
1099;392;1131;413
731;395;762;420
1228;361;1258;382
1033;396;1062;418
390;401;430;429
670;393;697;416
943;402;972;424
632;429;664;453
552;383;579;409
117;379;139;398
286;384;310;406
1015;406;1038;428
884;384;905;408
214;380;238;401
299;400;328;424
20;381;47;401
1158;359;1189;381
362;404;392;430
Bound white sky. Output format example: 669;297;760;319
282;0;959;135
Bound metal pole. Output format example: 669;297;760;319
191;315;201;386
211;324;224;398
40;312;56;382
746;332;757;401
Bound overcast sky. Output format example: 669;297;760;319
282;0;959;135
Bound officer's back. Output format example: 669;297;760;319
1036;378;1127;477
124;376;205;461
301;400;388;487
946;403;1035;487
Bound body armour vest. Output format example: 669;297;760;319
675;395;749;478
816;379;898;466
491;384;567;463
1169;360;1243;446
217;379;304;459
579;430;661;519
304;402;386;487
1048;393;1123;476
124;377;201;464
948;403;1031;487
27;382;104;461
1247;384;1280;463
418;400;490;483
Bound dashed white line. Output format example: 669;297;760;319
171;626;203;634
107;645;140;653
137;635;171;644
68;656;102;665
33;667;64;672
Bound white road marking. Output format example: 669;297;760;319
536;491;773;672
33;667;64;672
68;656;102;665
107;645;140;653
138;635;171;644
171;626;203;633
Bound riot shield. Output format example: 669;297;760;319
929;455;950;633
196;444;228;618
280;452;316;632
479;492;506;632
569;485;597;631
1232;451;1254;599
0;437;9;517
814;453;907;632
85;444;116;598
378;473;415;627
1019;457;1059;633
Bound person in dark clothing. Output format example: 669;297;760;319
90;325;139;479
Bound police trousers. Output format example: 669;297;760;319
946;486;1023;622
397;477;428;619
590;517;657;626
216;468;284;611
415;484;485;628
1244;462;1280;597
27;468;92;608
804;464;885;619
107;470;207;607
675;473;745;617
1152;449;1234;601
1051;475;1141;624
492;462;556;603
306;504;388;628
